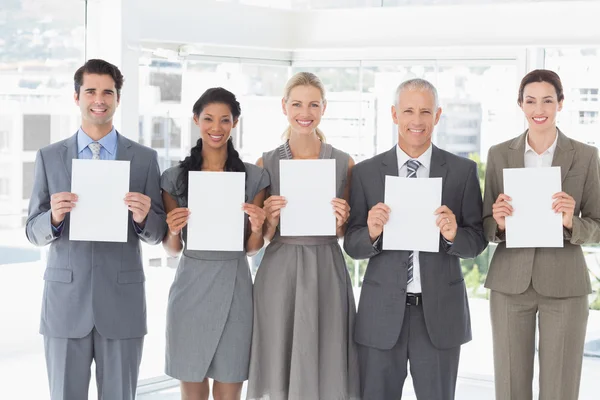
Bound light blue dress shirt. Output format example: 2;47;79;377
77;127;118;160
52;127;143;236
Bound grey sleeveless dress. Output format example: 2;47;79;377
247;142;361;400
161;162;269;383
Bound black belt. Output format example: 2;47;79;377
406;293;422;306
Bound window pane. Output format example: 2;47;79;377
544;48;600;399
23;114;51;151
436;64;519;160
0;1;85;398
140;60;185;171
545;47;600;148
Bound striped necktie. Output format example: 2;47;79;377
406;159;420;284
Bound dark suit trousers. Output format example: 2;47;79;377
44;327;144;400
358;302;460;400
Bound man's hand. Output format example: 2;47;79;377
367;203;391;242
435;205;457;242
50;192;77;226
125;192;151;227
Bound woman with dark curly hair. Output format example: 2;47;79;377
161;87;269;400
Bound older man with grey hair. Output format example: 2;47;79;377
344;78;487;400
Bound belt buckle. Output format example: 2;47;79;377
407;293;420;306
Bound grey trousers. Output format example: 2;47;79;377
44;327;144;400
490;285;589;400
358;302;461;400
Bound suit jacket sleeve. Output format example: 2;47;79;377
566;147;600;245
135;150;167;245
25;149;57;247
445;161;487;258
482;147;505;243
343;165;382;260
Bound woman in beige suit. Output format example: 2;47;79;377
483;69;600;400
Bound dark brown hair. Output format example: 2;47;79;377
177;87;246;198
518;69;564;106
74;59;124;100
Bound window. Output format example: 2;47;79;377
579;88;599;102
0;1;85;398
579;111;599;125
0;177;9;197
0;130;9;152
21;162;35;200
23;114;51;151
545;47;600;148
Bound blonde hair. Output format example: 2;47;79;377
282;72;327;142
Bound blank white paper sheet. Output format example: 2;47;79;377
187;171;245;251
279;159;336;236
382;175;442;252
503;167;563;248
69;159;130;242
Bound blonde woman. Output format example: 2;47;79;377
247;72;360;400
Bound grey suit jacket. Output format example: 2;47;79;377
483;130;600;297
344;145;487;350
25;132;167;339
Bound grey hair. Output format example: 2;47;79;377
394;78;439;109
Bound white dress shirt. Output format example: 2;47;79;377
396;143;433;294
524;130;558;168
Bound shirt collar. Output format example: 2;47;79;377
77;127;118;155
525;129;558;157
396;143;433;171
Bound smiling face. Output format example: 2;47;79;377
392;88;442;158
194;102;238;150
74;73;119;130
520;81;563;133
282;84;326;136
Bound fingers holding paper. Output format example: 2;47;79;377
166;207;190;235
243;203;267;234
492;194;513;231
50;192;78;226
125;192;151;225
264;195;287;227
367;203;391;242
332;198;351;228
435;205;457;242
552;191;575;229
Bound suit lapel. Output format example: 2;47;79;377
380;146;399;189
115;131;135;162
419;146;446;270
508;131;526;169
429;145;448;192
551;129;574;183
61;133;79;183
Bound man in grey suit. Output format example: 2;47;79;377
25;59;167;400
344;78;487;400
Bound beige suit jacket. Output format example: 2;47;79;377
483;129;600;297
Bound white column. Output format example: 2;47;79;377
86;0;140;141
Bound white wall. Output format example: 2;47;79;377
138;0;296;51
294;1;600;50
136;1;600;55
